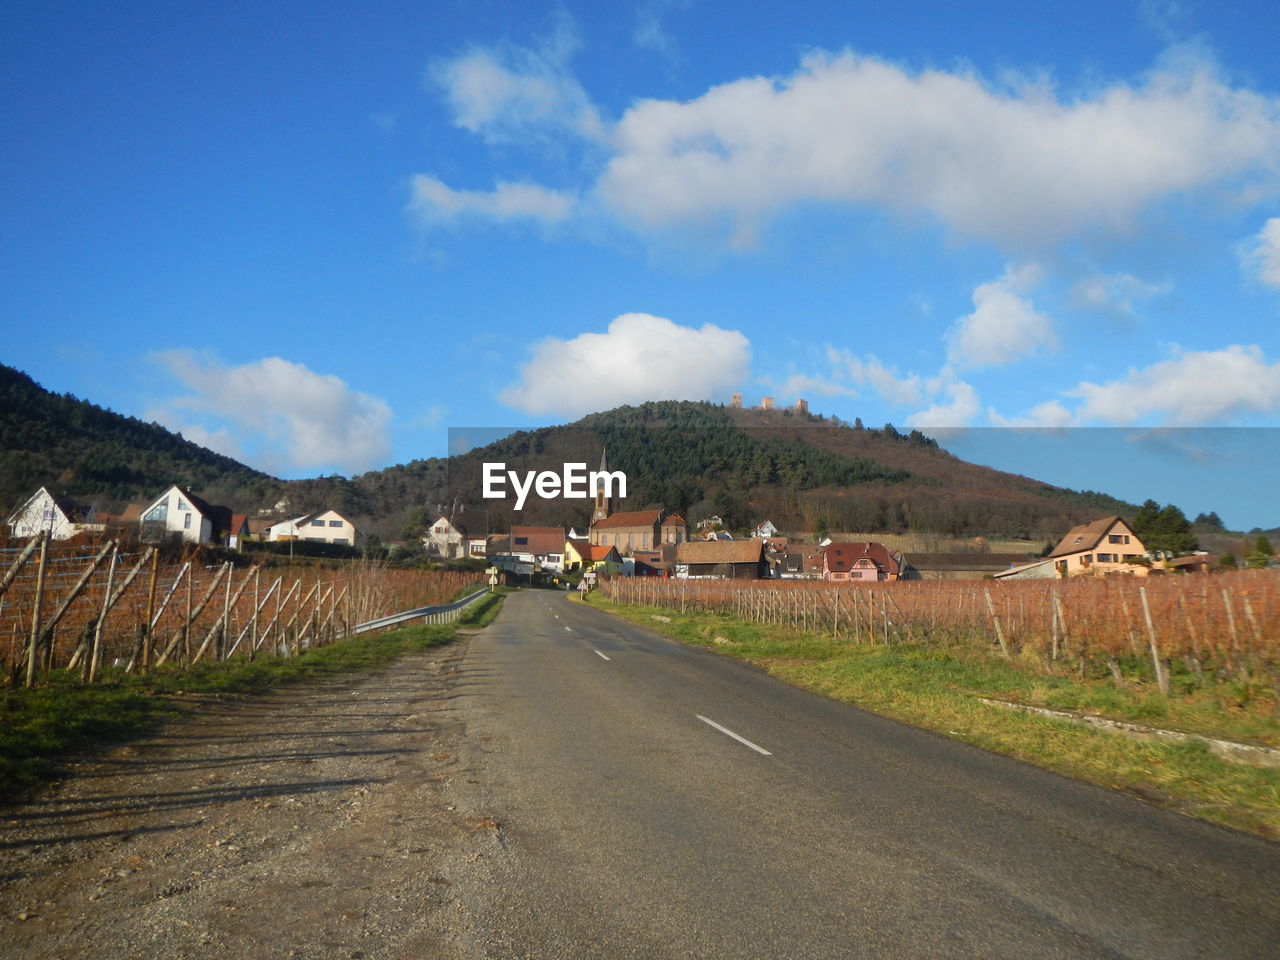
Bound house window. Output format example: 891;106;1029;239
1108;534;1130;544
144;503;167;523
333;538;348;545
177;498;188;511
329;519;343;527
515;537;528;545
434;525;446;534
1097;553;1115;562
183;513;192;530
311;519;325;527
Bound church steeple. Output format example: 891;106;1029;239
592;447;611;522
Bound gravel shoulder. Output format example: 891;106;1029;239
0;638;500;960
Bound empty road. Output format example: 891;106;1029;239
441;588;1280;959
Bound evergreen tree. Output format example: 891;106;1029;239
1192;511;1225;531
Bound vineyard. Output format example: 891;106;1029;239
601;572;1280;698
0;534;485;686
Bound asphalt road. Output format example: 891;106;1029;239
442;588;1280;960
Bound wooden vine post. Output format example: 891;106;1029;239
983;588;1011;659
140;548;159;674
87;547;120;683
1139;586;1170;696
24;532;50;688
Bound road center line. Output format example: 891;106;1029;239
696;715;772;756
594;649;611;661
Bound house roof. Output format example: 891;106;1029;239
676;539;764;565
1049;516;1137;558
510;526;566;555
248;517;276;535
568;542;619;562
5;486;88;526
229;514;249;535
593;509;662;530
902;552;1040;571
661;513;687;526
824;542;901;575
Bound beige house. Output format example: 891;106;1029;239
996;516;1147;580
267;509;361;548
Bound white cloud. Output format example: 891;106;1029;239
908;379;981;428
987;399;1074;428
1241;217;1280;288
946;264;1056;369
419;45;1280;247
1067;344;1280;425
432;17;605;144
1069;271;1170;318
152;351;393;475
407;175;575;225
772;372;857;399
499;313;750;417
825;347;925;406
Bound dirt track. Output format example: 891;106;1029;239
0;639;500;959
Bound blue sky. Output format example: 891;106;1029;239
3;1;1280;529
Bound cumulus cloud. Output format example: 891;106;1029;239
407;175;576;226
1241;217;1280;288
419;42;1280;246
151;351;393;475
1066;344;1280;425
431;17;605;144
908;379;981;428
499;313;750;416
987;400;1074;428
598;50;1280;249
825;347;925;406
1069;271;1170;318
946;264;1056;369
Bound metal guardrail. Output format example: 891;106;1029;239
351;588;491;635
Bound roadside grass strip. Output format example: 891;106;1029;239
0;610;498;803
588;596;1280;840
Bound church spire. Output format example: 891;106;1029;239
592;446;611;523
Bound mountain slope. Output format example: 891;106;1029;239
0;364;281;513
1;365;1140;541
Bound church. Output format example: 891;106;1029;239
587;451;687;555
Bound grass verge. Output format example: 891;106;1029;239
0;620;470;803
587;595;1280;840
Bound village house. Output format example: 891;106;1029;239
751;520;779;539
661;513;689;544
675;539;767;580
901;552;1040;581
139;485;231;545
423;508;488;559
822;542;904;582
510;526;567;572
994;516;1148;580
563;540;623;577
5;487;99;540
771;546;825;579
266;509;361;548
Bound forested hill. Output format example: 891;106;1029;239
380;400;1139;542
2;363;1140;541
0;364;281;513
